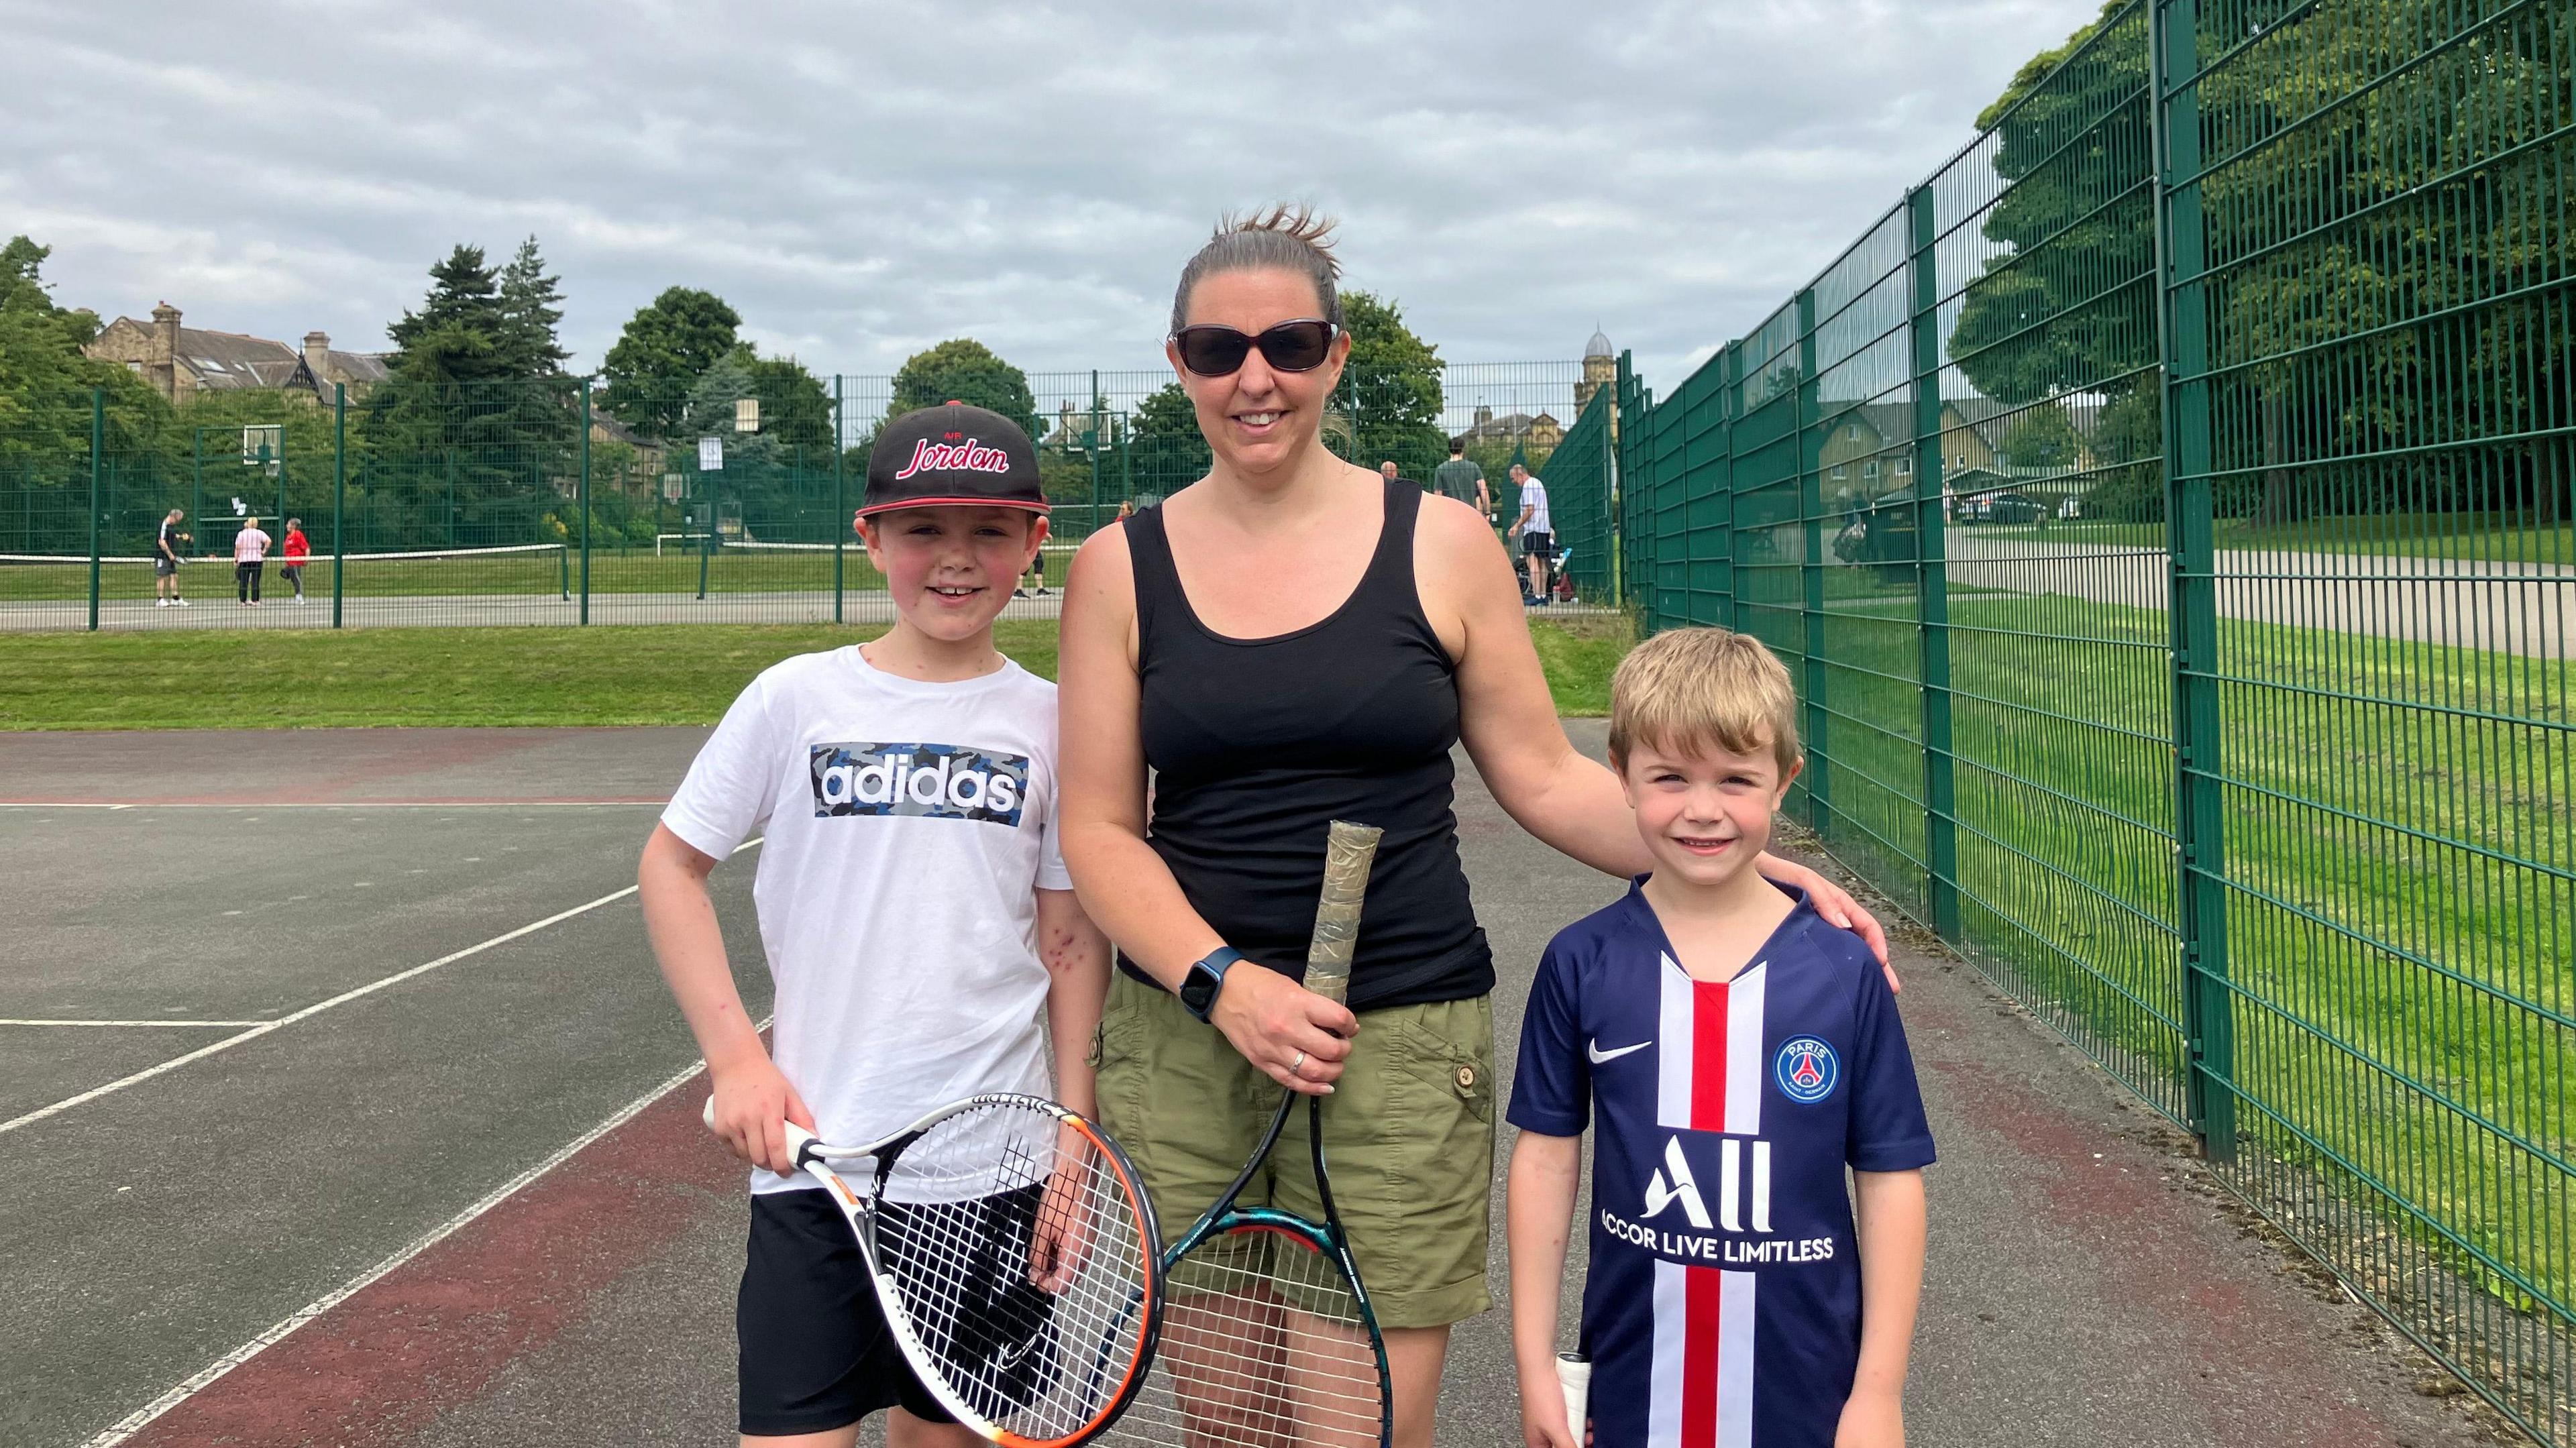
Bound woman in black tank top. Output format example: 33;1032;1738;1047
1121;475;1491;1010
1057;208;1888;1448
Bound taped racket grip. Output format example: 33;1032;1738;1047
1556;1353;1591;1443
1303;820;1383;1006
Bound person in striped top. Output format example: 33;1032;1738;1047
1507;628;1933;1448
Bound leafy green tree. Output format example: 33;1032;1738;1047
1945;1;2155;412
1126;380;1208;502
889;339;1040;444
1949;0;2571;526
738;351;836;460
1339;290;1446;476
600;287;743;437
0;237;171;550
2000;404;2082;471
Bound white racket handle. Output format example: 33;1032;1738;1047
700;1097;819;1158
1556;1353;1591;1443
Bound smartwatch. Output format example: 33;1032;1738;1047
1177;946;1246;1023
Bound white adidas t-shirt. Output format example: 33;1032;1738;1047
661;645;1073;1196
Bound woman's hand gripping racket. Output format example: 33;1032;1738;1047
704;1092;1165;1446
1110;820;1395;1448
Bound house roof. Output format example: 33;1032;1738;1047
1453;410;1562;443
327;350;390;384
168;326;304;390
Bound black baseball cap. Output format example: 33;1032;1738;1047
860;402;1048;517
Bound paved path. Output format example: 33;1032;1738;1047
0;724;2521;1446
1943;530;2575;657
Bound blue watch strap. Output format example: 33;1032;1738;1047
1181;946;1246;1022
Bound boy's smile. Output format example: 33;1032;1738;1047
859;504;1048;645
1619;736;1799;893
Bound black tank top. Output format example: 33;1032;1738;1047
1122;477;1493;1011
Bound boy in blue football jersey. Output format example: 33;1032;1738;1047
1507;627;1933;1448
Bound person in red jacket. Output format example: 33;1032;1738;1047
280;518;311;604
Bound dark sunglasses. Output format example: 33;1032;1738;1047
1170;320;1337;378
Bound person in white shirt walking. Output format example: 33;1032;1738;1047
233;517;272;605
1510;464;1552;606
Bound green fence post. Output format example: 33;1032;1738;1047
578;378;592;624
1796;289;1829;832
698;464;714;602
1909;184;1961;940
2153;0;2233;1161
1722;343;1746;633
87;388;103;631
331;384;347;628
1602;381;1620;608
190;429;203;555
833;376;846;624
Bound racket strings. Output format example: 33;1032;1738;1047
1107;1226;1385;1448
874;1107;1157;1441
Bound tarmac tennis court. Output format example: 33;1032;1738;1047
0;725;2512;1447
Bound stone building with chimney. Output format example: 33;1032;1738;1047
84;303;389;406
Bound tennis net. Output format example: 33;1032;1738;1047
0;543;572;603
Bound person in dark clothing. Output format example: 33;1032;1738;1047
154;508;192;608
1055;205;1893;1448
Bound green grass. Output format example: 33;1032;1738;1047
0;618;1619;730
1978;512;2573;565
1529;616;1632;715
0;623;1057;730
1789;588;2571;1323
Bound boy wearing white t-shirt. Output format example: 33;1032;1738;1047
640;404;1109;1448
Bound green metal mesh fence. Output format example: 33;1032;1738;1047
1610;0;2572;1436
3;361;1582;632
1544;390;1617;603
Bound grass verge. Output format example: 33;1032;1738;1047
0;618;1622;730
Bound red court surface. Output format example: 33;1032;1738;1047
3;725;2522;1448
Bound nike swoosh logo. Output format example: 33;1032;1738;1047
1588;1039;1650;1064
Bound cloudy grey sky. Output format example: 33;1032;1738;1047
4;0;2093;389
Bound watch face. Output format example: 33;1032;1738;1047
1179;968;1217;1017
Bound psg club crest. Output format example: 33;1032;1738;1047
1774;1036;1840;1103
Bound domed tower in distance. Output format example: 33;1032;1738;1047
1575;326;1615;413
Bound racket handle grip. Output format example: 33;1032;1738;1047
1556;1353;1591;1443
1304;820;1383;1007
700;1097;820;1159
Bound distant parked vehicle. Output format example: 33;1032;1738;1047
1962;490;2048;525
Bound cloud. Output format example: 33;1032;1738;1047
3;0;2098;389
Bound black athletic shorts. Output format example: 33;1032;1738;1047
154;556;177;577
739;1184;1058;1437
1521;529;1555;557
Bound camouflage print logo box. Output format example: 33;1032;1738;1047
808;742;1028;826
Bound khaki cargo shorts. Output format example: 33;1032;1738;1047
1089;971;1497;1329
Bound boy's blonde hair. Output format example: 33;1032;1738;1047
1607;627;1803;776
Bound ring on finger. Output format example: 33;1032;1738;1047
1289;1049;1307;1075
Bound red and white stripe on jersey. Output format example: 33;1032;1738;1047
1648;954;1769;1448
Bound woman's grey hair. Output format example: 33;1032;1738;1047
1169;204;1342;335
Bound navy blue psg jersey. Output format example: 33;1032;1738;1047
1507;881;1934;1447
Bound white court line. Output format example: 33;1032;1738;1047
0;837;759;1139
76;1026;765;1448
1;1019;272;1028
